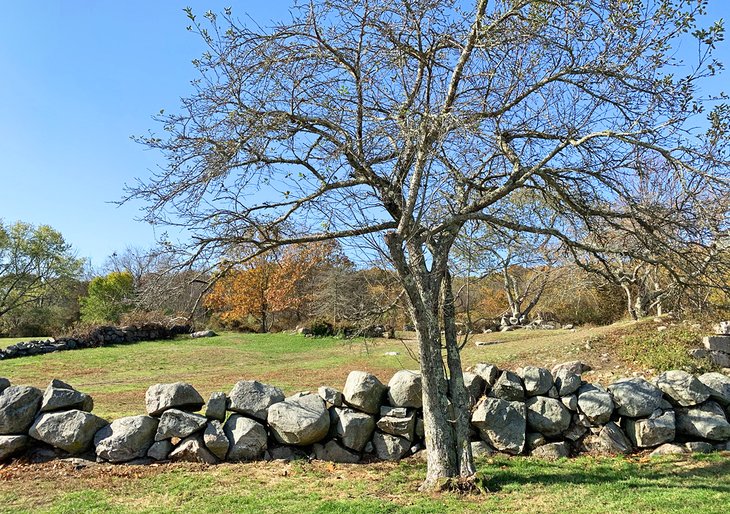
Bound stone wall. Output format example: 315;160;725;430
2;363;730;465
0;324;191;360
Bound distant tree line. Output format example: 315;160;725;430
1;219;728;338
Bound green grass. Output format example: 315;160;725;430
0;327;606;419
1;454;728;513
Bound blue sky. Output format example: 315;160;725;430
0;1;728;268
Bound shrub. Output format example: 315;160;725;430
307;319;335;337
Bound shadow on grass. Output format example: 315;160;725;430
483;454;730;495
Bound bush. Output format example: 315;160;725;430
307;319;335;337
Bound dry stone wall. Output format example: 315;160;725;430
2;363;730;466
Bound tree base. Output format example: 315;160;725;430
419;473;491;495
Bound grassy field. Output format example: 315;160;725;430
0;326;620;419
1;323;727;513
1;453;728;513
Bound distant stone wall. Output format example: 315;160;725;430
0;324;191;360
1;363;729;466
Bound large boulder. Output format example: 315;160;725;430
318;386;343;407
473;363;500;386
344;371;387;414
462;372;486;406
703;335;730;353
268;394;330;446
552;361;591;376
697;372;730;406
531;441;570;460
94;415;159;462
228;380;285;421
147;440;172;461
203;420;229;460
155;409;208;441
204;392;227;421
145;383;204;416
376;411;416;441
518;366;553;397
29;410;107;454
331;407;375;452
471;397;526;455
0;435;29;462
223;414;268;460
313;440;360;463
372;431;410;461
583;422;632;455
554;369;581;397
675;401;730;440
577;385;614;425
490;371;525;401
40;381;93;413
0;385;42;435
169;435;218;464
608;377;664;418
624;410;676;448
525;397;571;437
654;371;711;407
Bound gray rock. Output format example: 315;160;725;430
577;386;614;424
169;435;218;464
709;351;730;368
147;440;172;460
490;371;525;401
313;440;360;463
203;420;229;460
563;414;589;442
675;401;730;440
714;321;730;335
94;415;159;463
654;370;711;407
650;443;687;457
380;406;408;418
689;348;709;360
531;441;570;460
268;394;329;446
518;366;553;397
561;394;578;411
552;361;591;376
145;383;204;416
415;417;424;440
377;412;416;441
40;381;93;413
155;409;207;441
342;371;387;414
473;363;500;386
470;440;496;457
190;330;217;338
703;335;730;353
471;397;526;455
462;372;486;406
29;409;107;454
332;407;375;452
547;386;559;399
0;378;9;394
227;380;285;421
526;397;571;437
0;385;42;435
386;370;421;409
0;435;29;462
526;432;547;450
554;369;581;396
318;386;343;407
267;445;308;461
223;414;268;460
698;372;730;406
204;392;227;421
685;441;715;453
608;377;664;418
372;431;410;461
583;422;632;455
624;410;675;448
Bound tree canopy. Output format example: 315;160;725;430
127;0;730;489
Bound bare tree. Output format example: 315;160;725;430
126;1;729;489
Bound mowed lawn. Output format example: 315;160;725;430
0;328;606;419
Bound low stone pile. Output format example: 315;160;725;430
0;324;191;360
695;321;730;368
1;363;730;466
